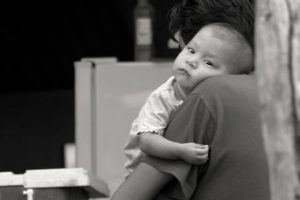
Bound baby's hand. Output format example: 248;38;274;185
179;143;209;165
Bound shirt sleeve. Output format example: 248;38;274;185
141;93;215;200
134;90;181;135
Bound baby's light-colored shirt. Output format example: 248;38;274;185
124;76;185;175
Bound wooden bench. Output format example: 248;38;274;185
0;168;109;200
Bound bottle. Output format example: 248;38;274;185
134;0;154;61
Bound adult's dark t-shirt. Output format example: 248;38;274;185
142;75;270;200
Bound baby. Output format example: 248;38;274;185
124;23;253;176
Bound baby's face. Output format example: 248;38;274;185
173;24;252;94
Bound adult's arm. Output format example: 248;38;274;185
111;162;172;200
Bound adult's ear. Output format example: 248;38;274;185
175;31;186;49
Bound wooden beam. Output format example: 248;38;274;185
255;0;300;199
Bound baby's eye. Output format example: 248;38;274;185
204;60;215;68
187;47;195;54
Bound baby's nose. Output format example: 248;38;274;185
186;60;197;69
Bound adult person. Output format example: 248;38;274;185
112;0;270;199
112;75;270;200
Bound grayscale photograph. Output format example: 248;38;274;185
1;0;299;199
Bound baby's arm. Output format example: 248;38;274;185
138;132;209;165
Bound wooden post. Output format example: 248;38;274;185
74;61;95;173
255;0;300;199
74;57;117;175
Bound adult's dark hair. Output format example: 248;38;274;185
168;0;255;50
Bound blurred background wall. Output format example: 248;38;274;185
0;0;180;173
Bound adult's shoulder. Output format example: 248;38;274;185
191;74;258;98
187;74;259;116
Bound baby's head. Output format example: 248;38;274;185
173;23;253;94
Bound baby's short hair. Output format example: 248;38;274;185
209;23;254;74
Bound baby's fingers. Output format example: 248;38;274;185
195;146;209;155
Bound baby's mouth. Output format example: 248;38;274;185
178;68;190;77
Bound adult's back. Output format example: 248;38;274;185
143;74;270;200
